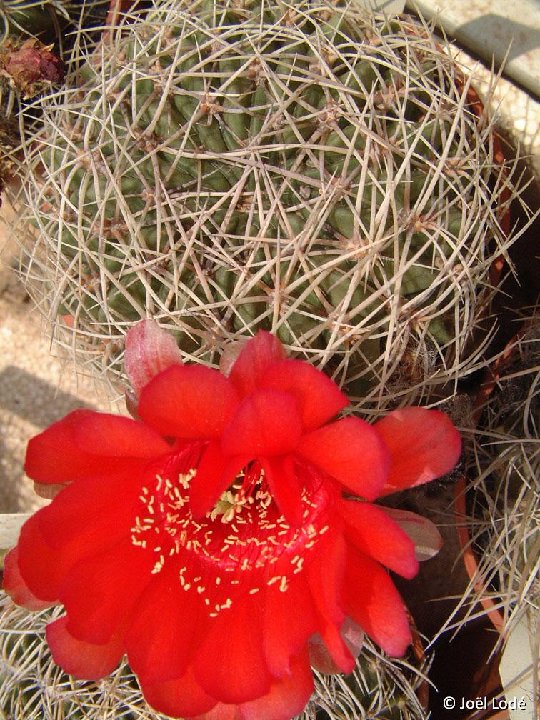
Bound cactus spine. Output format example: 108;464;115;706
17;0;518;408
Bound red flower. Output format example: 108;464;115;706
3;323;461;720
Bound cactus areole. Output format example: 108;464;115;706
25;0;510;404
3;322;461;720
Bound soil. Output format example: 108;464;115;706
0;206;113;514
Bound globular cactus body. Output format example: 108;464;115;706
21;0;513;407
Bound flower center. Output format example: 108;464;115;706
208;465;270;524
130;445;334;616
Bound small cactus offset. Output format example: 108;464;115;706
19;0;517;407
0;0;110;198
0;0;108;104
0;593;428;719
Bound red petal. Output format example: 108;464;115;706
61;539;155;645
36;472;143;551
340;500;419;579
15;510;64;602
124;319;183;396
142;667;217;718
260;359;349;430
261;457;304;527
16;504;127;609
15;502;132;610
229;331;285;397
10;475;141;607
307;532;354;673
222;389;302;457
125;563;201;682
24;410;134;484
189;442;248;518
2;547;55;610
193;705;237;720
72;413;171;458
138;365;239;439
24;410;167;488
193;650;314;720
307;531;346;628
46;616;124;680
24;414;84;484
343;549;412;656
238;648;314;720
297;418;390;500
194;594;272;704
375;407;461;495
14;475;143;605
263;575;318;677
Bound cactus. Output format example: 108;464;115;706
18;0;517;408
0;0;108;102
0;591;427;719
1;0;64;43
451;319;540;637
0;0;110;199
0;2;62;194
0;1;109;43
